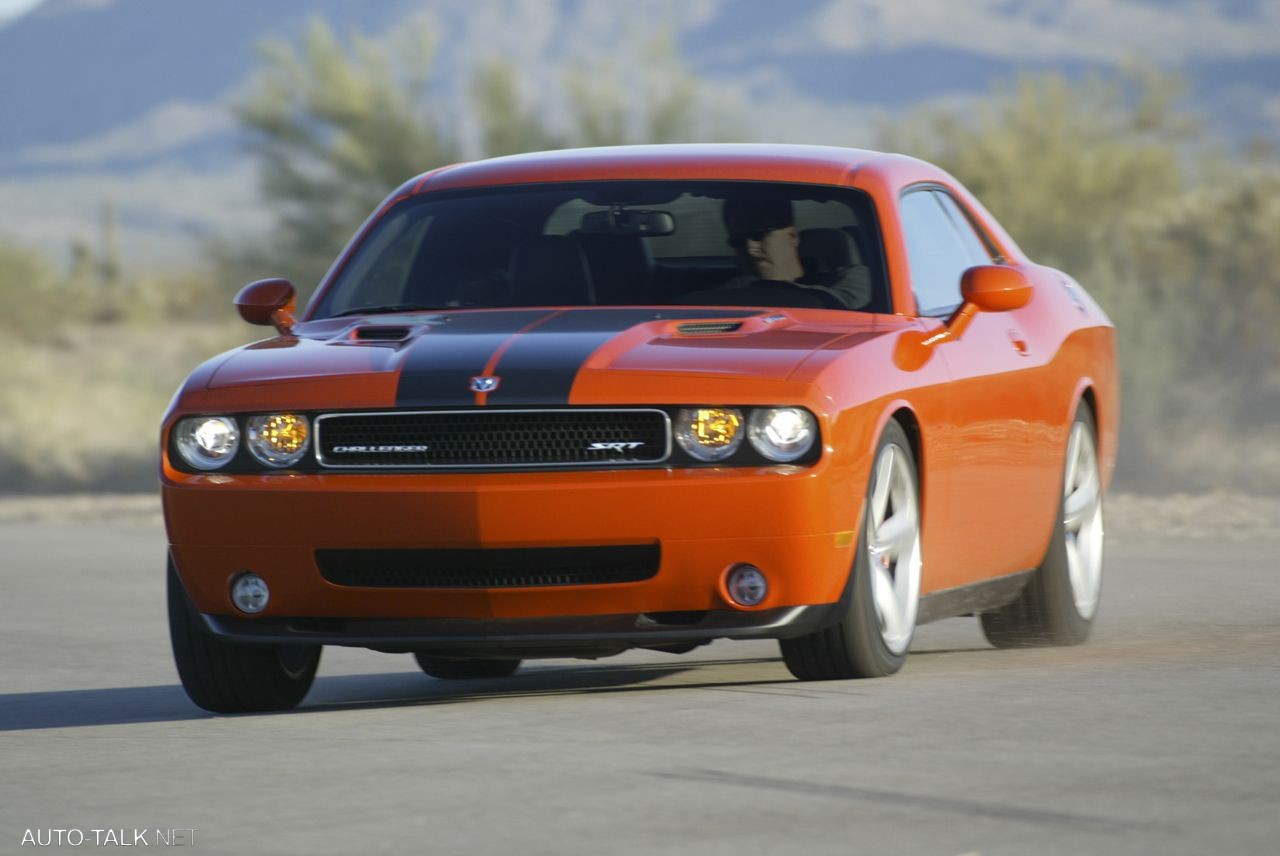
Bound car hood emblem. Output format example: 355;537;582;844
469;376;500;392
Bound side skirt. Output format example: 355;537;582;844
917;570;1034;625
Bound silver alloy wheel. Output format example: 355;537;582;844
1062;421;1104;619
865;443;922;655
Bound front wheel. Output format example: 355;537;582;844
168;559;320;713
781;420;922;679
981;403;1104;647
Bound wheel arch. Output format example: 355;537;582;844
870;401;927;518
889;406;923;478
1078;383;1098;434
1070;379;1112;491
870;402;923;483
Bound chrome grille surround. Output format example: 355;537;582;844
314;408;672;469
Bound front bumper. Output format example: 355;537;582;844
163;460;863;642
200;603;844;657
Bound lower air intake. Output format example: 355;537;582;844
316;544;661;588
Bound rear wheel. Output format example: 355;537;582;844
981;403;1104;647
414;654;522;680
781;420;921;679
168;559;320;713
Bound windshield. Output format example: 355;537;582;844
311;180;887;318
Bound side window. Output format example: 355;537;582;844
899;190;978;316
933;192;993;266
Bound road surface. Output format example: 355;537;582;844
1;518;1278;855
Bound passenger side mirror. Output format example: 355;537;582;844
235;278;297;334
961;265;1031;312
894;265;1032;371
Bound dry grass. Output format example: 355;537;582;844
1142;428;1280;496
0;322;252;491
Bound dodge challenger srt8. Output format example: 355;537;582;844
162;144;1116;713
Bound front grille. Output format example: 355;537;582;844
316;544;660;588
315;408;670;468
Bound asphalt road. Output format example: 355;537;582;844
2;519;1278;855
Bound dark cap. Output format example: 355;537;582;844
722;196;794;239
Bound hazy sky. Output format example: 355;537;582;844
0;0;41;22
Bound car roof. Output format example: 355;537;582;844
414;143;927;194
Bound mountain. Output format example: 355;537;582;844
1;0;1278;264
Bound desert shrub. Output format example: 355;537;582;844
0;241;83;340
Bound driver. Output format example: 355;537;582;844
721;196;871;309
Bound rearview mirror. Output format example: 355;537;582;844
580;209;675;236
235;278;297;334
961;265;1032;312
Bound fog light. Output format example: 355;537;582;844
246;413;310;467
675;407;744;462
230;573;270;614
726;564;768;607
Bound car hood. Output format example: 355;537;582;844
206;307;885;406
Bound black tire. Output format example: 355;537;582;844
414;654;522;680
981;403;1103;648
780;420;920;680
168;558;320;713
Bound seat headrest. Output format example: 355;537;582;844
573;233;653;304
799;228;862;275
508;236;594;306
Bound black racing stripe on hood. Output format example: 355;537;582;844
395;310;554;406
486;308;761;405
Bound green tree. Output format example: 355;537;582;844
881;71;1188;272
236;18;460;290
564;34;734;146
469;61;565;158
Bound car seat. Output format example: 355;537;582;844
574;233;653;305
799;228;862;281
507;236;596;307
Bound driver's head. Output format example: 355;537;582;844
723;196;802;280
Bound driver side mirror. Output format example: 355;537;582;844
234;278;297;334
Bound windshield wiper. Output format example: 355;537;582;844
329;303;443;318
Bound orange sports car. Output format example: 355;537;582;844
162;144;1116;713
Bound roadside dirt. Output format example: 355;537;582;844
2;490;1279;540
1104;490;1280;541
0;493;164;527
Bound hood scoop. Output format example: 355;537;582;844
352;325;412;342
676;321;744;336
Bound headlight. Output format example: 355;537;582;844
246;413;311;467
174;416;240;470
748;407;816;462
675;408;744;462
